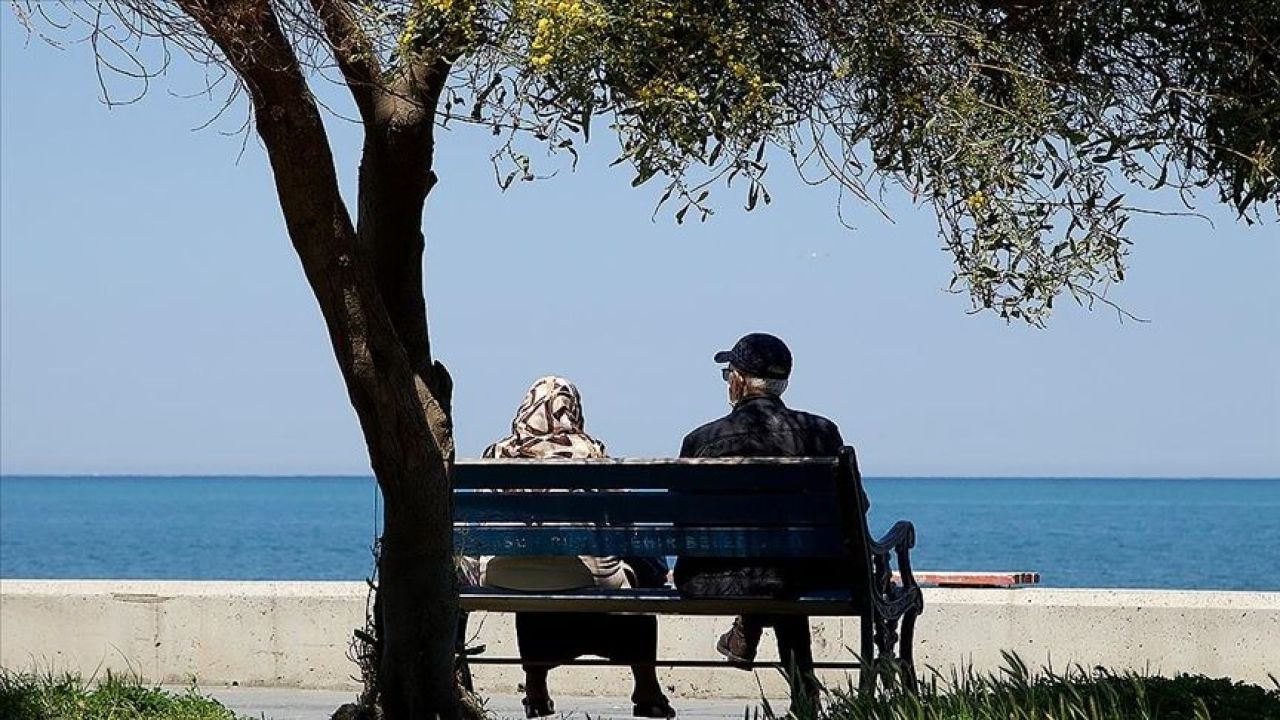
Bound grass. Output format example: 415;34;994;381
0;670;245;720
814;654;1280;720
5;658;1278;720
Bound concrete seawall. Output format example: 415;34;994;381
2;580;1276;698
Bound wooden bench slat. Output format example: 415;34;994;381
454;458;837;491
454;525;847;557
455;491;838;526
460;587;864;615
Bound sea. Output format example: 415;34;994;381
1;476;1277;590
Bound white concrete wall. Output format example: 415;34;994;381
2;580;1276;699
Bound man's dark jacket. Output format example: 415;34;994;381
672;395;851;597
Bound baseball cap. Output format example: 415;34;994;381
714;333;792;380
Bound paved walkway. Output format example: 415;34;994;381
202;687;775;720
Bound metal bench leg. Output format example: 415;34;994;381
858;613;876;695
898;607;920;693
873;608;904;692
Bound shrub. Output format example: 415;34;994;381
819;655;1280;720
0;670;243;720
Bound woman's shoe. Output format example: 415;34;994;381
632;700;676;718
523;696;555;718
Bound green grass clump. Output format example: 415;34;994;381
821;655;1280;720
0;670;244;720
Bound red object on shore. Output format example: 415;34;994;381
894;571;1041;588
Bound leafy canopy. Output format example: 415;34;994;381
18;0;1280;323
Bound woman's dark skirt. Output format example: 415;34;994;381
515;613;657;668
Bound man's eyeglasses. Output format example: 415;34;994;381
721;367;733;382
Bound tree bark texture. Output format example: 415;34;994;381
177;1;459;717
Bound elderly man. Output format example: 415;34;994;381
673;333;847;711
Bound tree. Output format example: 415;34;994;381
12;0;1277;717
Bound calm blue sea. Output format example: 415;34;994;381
1;476;1277;589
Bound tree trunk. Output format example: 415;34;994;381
359;67;460;720
176;2;461;718
378;497;459;719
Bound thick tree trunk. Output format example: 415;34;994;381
359;67;460;720
177;2;461;718
378;498;459;719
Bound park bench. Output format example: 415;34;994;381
454;446;925;693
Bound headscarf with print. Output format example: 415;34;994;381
484;376;606;460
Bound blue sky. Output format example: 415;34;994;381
1;16;1277;477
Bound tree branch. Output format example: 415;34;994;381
307;0;381;121
357;57;455;458
175;0;448;499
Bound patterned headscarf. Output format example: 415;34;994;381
483;376;607;459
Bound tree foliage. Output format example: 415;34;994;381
16;0;1278;323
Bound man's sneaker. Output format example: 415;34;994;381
715;617;760;670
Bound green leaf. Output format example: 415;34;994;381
709;142;723;166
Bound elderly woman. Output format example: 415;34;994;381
478;376;674;719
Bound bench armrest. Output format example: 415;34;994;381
867;520;924;621
869;520;915;556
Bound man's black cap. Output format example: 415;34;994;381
714;333;792;380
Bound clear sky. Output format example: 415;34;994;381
1;16;1277;477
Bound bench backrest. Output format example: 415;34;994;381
453;447;873;573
